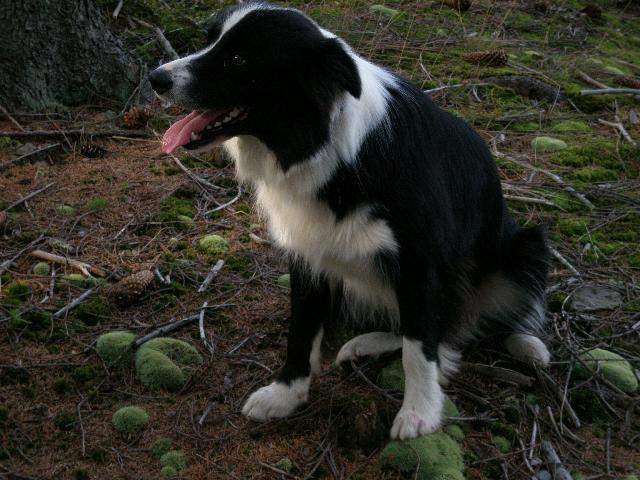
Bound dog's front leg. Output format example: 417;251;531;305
390;265;446;439
242;259;329;421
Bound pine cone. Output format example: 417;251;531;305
442;0;471;12
80;143;106;158
109;270;154;304
462;49;508;67
123;105;151;129
615;76;640;89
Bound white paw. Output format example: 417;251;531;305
390;408;441;440
335;332;402;365
242;379;309;422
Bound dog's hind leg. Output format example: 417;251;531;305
242;260;329;422
335;332;402;365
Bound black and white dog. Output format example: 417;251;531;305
149;1;550;440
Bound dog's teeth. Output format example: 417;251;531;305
230;108;240;117
223;116;231;123
191;132;201;141
214;122;222;127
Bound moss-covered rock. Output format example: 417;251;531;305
160;466;177;479
57;205;77;217
151;437;173;458
32;262;51;276
443;397;460;418
380;432;464;480
160;450;186;471
135;338;202;391
445;424;465;441
378;359;404;390
493;435;511;453
532;137;568;153
197;234;229;259
112;406;149;433
62;273;90;288
96;331;136;368
574;348;638;393
274;457;294;473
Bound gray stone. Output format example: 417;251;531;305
569;286;623;312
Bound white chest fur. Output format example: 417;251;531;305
224;135;399;320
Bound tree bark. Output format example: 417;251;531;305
0;0;139;112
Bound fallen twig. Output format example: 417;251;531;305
198;301;215;354
0;104;25;131
54;288;95;318
2;182;55;212
537;369;581;429
0;143;62;172
198;259;225;293
503;194;559;208
112;0;124;17
205;188;243;215
154;27;179;60
462;362;534;387
549;246;581;277
249;232;271;245
580;88;640;96
576;70;609;89
541;440;573;480
0;235;45;275
598;117;636;145
134;314;200;347
31;250;106;277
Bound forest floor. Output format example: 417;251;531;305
1;1;639;479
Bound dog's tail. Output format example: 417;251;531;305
481;225;551;366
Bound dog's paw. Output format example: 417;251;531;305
390;408;441;440
335;332;402;365
242;380;308;422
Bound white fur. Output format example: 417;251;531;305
242;377;310;421
504;333;550;366
437;343;461;385
310;328;324;375
336;331;402;365
390;338;444;440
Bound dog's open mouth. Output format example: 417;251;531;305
161;107;248;153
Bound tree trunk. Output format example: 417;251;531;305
0;0;139;112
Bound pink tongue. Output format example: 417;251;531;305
161;110;216;153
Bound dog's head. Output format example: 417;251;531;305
150;2;361;165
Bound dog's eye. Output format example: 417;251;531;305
228;54;246;67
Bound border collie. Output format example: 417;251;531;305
149;1;550;439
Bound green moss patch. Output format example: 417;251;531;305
86;196;108;211
151;437;173;459
550;120;589;132
572;166;618;183
32;262;51;276
276;274;291;288
574;348;638;393
75;297;109;326
112;406;149;433
96;331;137;368
380;432;464;480
5;283;31;303
160;466;177;479
378;359;404;390
557;218;588;236
135;338;202;391
159;196;194;224
160;450;186;471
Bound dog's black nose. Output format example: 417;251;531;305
148;68;173;95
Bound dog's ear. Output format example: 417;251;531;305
318;38;362;99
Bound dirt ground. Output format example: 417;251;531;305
1;1;639;479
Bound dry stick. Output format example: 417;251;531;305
2;182;55;212
204;187;243;215
0;129;149;138
31;250;105;277
500;152;595;210
0;234;44;274
248;233;271;245
0;104;25;131
258;461;298;480
0;143;61;172
541;440;573;480
549;246;581;277
154;27;179;60
350;360;401;404
461;362;534;387
112;0;124;17
581;88;640;96
198;402;214;426
503;194;558;208
77;399;86;457
54;288;95;318
134;314;201;347
598;118;637;145
165;151;220;191
576;70;609;89
198;259;225;293
198;301;215;354
537;368;581;429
